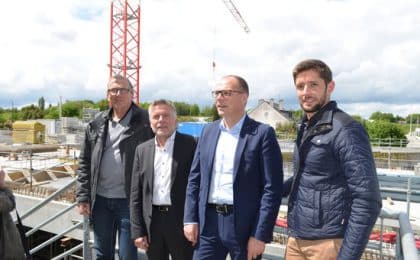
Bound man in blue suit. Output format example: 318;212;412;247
184;75;283;260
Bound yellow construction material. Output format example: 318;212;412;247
12;121;46;144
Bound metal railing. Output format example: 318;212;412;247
371;138;410;148
378;174;420;217
16;177;420;260
371;208;418;260
18;177;84;259
9;160;83;259
277;137;417;149
271;208;419;260
376;158;420;171
274;173;420;259
6;147;419;259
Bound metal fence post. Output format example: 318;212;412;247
398;212;418;260
29;150;33;190
407;178;411;218
395;229;402;259
379;217;384;260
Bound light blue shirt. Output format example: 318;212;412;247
207;115;246;204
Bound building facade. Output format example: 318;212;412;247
248;99;293;129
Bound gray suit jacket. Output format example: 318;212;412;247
130;131;196;241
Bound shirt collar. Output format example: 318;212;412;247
154;131;176;148
107;102;134;122
219;114;246;134
302;101;336;128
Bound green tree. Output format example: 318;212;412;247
200;105;214;117
395;115;405;123
173;102;190;116
62;101;81;117
0;113;7;127
95;99;109;111
352;115;369;129
0;108;5;127
138;102;149;110
10;108;18;122
61;100;94;117
352;115;363;123
44;106;59;119
20;104;43;120
276;121;297;138
211;105;220;122
292;110;303;121
406;113;420;124
366;120;407;145
369;111;396;122
190;104;200;116
38;97;45;111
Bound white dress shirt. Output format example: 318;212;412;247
208;115;245;205
152;132;175;205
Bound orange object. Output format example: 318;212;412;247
276;218;288;228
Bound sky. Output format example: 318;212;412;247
0;0;419;119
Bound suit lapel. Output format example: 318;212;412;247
171;132;180;187
206;123;221;178
145;141;155;192
233;116;251;181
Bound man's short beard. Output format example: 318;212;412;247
301;103;323;114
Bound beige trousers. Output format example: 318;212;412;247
284;237;343;260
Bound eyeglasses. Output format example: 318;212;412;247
211;90;244;98
108;88;131;95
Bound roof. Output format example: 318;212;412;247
248;99;293;121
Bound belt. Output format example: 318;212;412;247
207;204;233;215
152;205;171;212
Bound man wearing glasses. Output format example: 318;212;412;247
184;75;283;260
76;75;154;259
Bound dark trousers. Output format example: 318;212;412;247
91;195;137;260
147;206;193;260
193;206;261;260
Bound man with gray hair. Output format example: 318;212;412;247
76;75;154;259
130;99;196;260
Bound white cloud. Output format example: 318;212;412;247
0;0;419;119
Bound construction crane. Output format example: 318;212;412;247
108;0;249;102
213;0;250;79
221;0;250;33
109;0;141;104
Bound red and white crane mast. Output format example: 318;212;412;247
108;0;249;102
109;0;141;104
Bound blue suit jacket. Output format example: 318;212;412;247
184;116;283;243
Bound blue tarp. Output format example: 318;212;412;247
177;122;207;137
